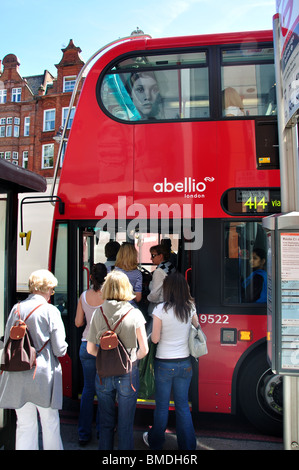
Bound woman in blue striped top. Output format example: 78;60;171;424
114;243;143;308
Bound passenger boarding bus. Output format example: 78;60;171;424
0;158;46;448
49;30;282;434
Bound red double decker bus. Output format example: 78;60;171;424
50;30;282;434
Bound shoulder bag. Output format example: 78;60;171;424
188;324;208;358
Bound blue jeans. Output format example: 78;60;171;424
148;358;196;450
95;362;139;450
78;341;100;440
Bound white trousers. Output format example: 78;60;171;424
15;402;63;450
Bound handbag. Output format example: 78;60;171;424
138;339;157;399
188;324;208;358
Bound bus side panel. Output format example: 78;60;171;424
134;121;218;216
191;218;268;414
133;120;280;219
57;66;135;219
217;121;280;190
197;315;267;413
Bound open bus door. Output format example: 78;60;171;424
52;218;194;401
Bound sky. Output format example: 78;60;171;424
1;0;276;78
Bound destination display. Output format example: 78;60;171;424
221;188;281;215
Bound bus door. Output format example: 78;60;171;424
64;220;192;398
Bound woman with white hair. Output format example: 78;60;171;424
0;269;68;450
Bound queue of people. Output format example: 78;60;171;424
0;238;268;450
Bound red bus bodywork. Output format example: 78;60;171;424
52;30;282;432
57;31;279;220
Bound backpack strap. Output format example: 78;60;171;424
15;303;49;379
100;306;133;331
16;302;43;322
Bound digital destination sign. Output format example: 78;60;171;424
221;188;281;215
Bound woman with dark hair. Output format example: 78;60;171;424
242;248;267;303
143;271;199;450
75;263;107;445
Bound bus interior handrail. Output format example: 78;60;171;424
19;195;65;245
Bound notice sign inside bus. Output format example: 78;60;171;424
221;188;281;215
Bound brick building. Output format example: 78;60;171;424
0;39;85;178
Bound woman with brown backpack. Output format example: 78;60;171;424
0;269;67;450
87;270;148;450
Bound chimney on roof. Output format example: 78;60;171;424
2;54;21;72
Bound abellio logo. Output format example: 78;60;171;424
153;177;215;198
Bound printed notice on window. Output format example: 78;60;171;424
280;233;299;370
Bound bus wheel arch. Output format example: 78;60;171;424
232;339;283;436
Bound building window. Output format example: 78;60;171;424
14;125;19;137
12;88;22;102
62;107;75;128
43;109;56;131
0;152;4;159
24;117;30;136
6;125;12;137
63;76;76;93
42;143;54;168
22;151;28;169
12;151;18;161
6;117;12;124
5;152;11;160
0;127;5;138
0;90;7;104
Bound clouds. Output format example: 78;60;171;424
132;0;275;39
146;0;205;35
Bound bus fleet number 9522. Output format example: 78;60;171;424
200;314;229;324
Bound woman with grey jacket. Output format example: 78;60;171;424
0;269;68;450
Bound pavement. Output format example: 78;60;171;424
0;399;284;452
60;402;284;451
60;423;284;451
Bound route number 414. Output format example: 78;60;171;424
244;196;267;210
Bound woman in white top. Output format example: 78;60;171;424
143;271;199;450
75;263;107;445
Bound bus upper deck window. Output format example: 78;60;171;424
99;51;210;121
221;47;276;117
